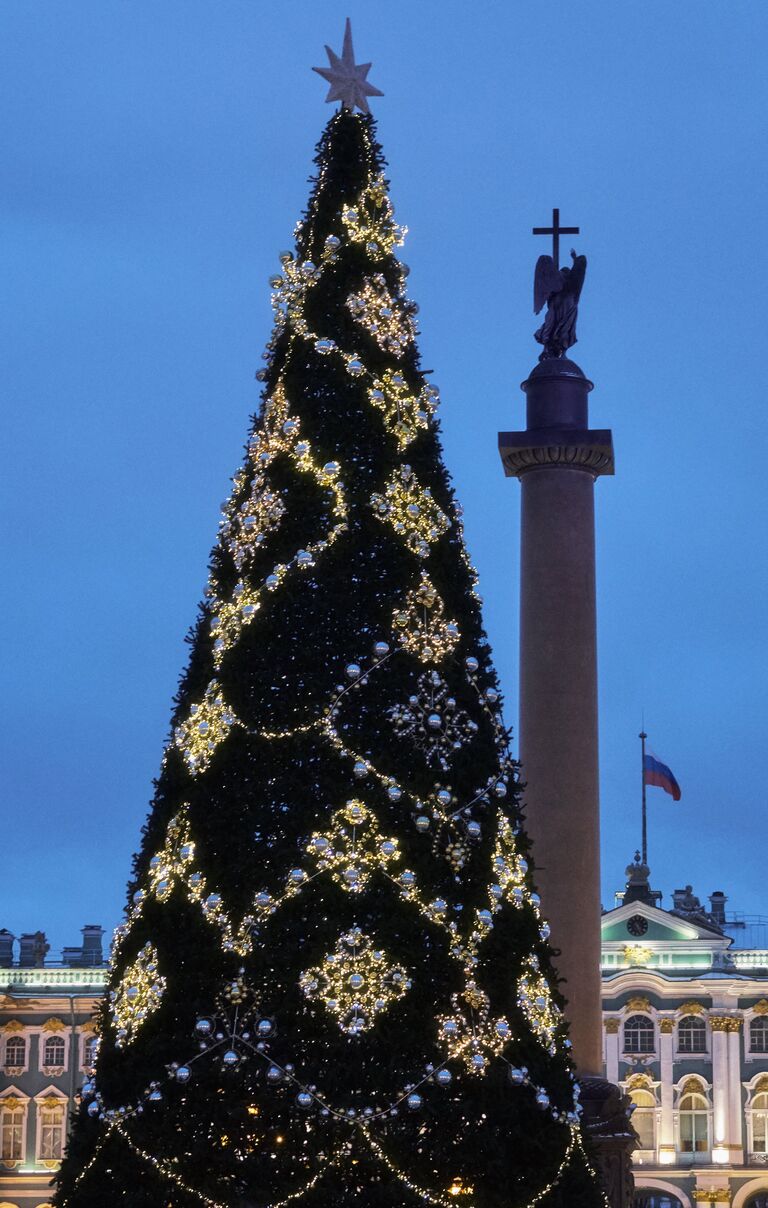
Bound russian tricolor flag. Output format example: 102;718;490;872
643;752;681;801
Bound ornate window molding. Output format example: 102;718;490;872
677;1013;709;1058
34;1088;67;1169
0;1021;30;1077
0;1087;29;1171
38;1019;69;1076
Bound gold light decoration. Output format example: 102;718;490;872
111;944;166;1047
393;572;459;663
371;465;449;555
347;273;414;355
517;958;561;1053
368;370;435;449
340;173;406;257
174;681;237;775
437;983;512;1073
488;815;529;909
299;929;409;1034
306;800;401;894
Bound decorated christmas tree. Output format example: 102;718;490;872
55;24;603;1208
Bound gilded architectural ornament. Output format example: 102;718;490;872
622;945;653;966
677;1000;705;1015
692;1190;731;1203
41;1017;66;1033
604;1018;620;1034
625;1072;653;1090
625;995;652;1013
659;1018;675;1034
752;998;768;1015
710;1015;741;1032
0;1020;25;1034
0;1095;24;1113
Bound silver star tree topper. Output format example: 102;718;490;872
313;18;384;115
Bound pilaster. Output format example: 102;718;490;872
711;1016;741;1163
726;1017;744;1163
658;1018;675;1162
605;1019;620;1086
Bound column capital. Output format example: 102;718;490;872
710;1015;742;1032
498;428;614;479
659;1019;675;1034
604;1019;620;1034
693;1191;731;1204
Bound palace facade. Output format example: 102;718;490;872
604;859;768;1208
0;927;107;1207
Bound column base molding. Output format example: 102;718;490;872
580;1077;637;1208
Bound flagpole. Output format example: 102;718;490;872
640;729;648;865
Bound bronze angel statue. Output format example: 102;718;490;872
533;247;587;359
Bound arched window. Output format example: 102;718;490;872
751;1018;768;1054
42;1036;65;1070
633;1193;683;1208
0;1099;25;1165
82;1034;98;1071
678;1015;707;1054
679;1088;709;1153
744;1195;768;1208
624;1014;655;1054
750;1090;768;1154
3;1037;25;1070
36;1099;65;1164
629;1088;656;1151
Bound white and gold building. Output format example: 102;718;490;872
603;865;768;1208
0;928;107;1207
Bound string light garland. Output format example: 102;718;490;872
347;272;415;355
368;369;436;449
300;928;409;1034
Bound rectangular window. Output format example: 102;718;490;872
38;1105;65;1161
0;1106;24;1163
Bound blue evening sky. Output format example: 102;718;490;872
2;1;767;955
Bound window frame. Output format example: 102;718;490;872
0;1091;29;1170
623;1013;656;1056
750;1018;768;1055
39;1031;67;1075
676;1086;711;1157
34;1092;67;1169
81;1031;98;1073
676;1014;708;1056
628;1087;657;1153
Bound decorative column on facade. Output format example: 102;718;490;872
658;1018;676;1164
605;1018;620;1086
710;1016;738;1163
725;1017;744;1164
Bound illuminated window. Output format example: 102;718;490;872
82;1034;98;1071
679;1089;709;1152
0;1100;25;1165
751;1091;768;1153
751;1018;768;1053
678;1015;706;1054
3;1037;25;1070
42;1036;65;1070
624;1014;655;1053
629;1088;656;1150
633;1192;683;1208
37;1100;65;1163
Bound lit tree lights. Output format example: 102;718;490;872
54;109;604;1208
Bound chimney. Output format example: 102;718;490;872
710;891;727;925
18;931;49;967
0;930;14;967
80;925;104;966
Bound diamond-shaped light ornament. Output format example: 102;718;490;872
312;18;384;115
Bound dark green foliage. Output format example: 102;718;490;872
54;111;602;1208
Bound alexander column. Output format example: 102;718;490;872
499;212;633;1201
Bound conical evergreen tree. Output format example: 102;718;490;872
54;110;603;1208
